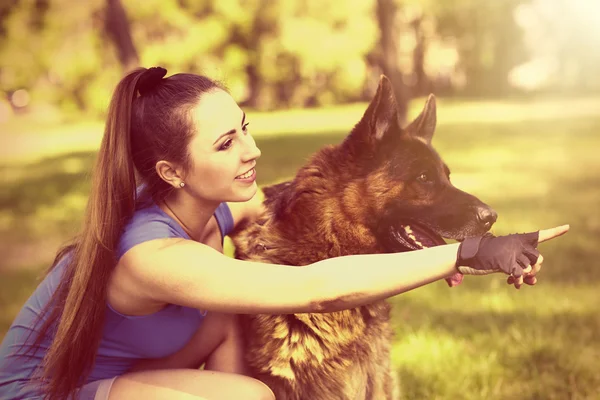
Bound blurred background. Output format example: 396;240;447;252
1;0;599;398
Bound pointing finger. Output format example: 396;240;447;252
538;225;570;243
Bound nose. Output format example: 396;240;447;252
242;134;262;162
476;206;498;230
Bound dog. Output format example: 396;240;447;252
230;76;497;400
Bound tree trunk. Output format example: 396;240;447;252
0;0;20;36
105;0;139;72
244;62;263;108
376;0;409;125
410;15;431;97
238;0;274;109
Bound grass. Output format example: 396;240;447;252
1;97;599;399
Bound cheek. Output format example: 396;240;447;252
197;164;227;184
193;155;237;183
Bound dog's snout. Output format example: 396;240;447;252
476;207;498;230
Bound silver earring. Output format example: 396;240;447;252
179;182;185;188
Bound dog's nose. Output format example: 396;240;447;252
476;207;498;230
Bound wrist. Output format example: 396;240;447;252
456;236;484;268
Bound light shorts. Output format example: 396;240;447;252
76;376;117;400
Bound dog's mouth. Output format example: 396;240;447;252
387;222;464;287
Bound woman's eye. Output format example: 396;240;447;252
220;139;233;151
242;122;250;133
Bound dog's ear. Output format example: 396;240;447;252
405;94;436;144
262;181;292;208
352;75;401;145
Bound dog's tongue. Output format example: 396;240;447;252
446;272;464;287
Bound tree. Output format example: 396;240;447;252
410;13;432;97
104;0;139;72
0;0;23;37
0;0;380;113
375;0;410;125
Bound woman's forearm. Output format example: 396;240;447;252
305;243;461;312
123;239;460;315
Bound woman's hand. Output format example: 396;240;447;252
456;225;570;289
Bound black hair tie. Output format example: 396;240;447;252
137;66;167;96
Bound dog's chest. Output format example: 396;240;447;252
245;305;394;400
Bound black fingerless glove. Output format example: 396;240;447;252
456;232;540;277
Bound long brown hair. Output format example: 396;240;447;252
28;68;222;399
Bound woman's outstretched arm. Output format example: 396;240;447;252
111;225;568;315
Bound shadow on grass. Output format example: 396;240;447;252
0;131;349;219
0;151;96;216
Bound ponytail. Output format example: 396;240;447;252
27;67;221;399
30;69;145;400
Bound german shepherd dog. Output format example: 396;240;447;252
230;76;497;400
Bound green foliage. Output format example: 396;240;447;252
1;0;598;114
0;0;379;113
0;0;113;113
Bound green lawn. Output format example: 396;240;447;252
1;98;599;399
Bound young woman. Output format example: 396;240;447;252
0;67;569;400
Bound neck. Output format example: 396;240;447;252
160;191;220;241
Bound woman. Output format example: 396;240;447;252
0;67;569;400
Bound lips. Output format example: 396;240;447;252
236;168;255;179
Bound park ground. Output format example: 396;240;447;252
1;95;599;399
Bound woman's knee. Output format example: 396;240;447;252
240;376;276;400
107;369;275;400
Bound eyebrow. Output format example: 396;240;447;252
213;111;246;145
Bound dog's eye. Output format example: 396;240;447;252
417;173;431;183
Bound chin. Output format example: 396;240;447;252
229;184;258;202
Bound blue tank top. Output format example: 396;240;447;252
0;198;234;399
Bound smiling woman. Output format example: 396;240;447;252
0;67;569;400
0;67;274;400
173;90;261;208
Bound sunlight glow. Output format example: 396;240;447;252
512;0;600;90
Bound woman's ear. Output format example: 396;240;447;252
155;160;185;188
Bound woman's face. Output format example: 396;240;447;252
183;89;261;203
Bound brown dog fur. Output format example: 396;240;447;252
231;76;493;399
